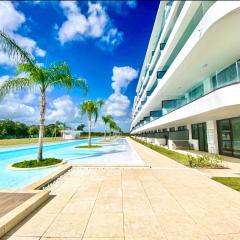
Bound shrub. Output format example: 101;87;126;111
187;154;224;168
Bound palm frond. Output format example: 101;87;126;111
0;77;35;99
0;30;34;65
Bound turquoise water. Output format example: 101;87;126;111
0;138;101;189
0;138;144;189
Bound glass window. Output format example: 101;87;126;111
231;118;240;158
191;124;198;139
218;119;232;156
169;127;175;132
178;126;187;131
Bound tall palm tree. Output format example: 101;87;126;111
102;114;113;140
0;63;87;161
0;31;88;161
109;119;118;137
80;99;104;147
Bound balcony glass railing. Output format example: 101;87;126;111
162;1;215;72
132;60;240;131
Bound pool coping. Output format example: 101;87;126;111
24;164;72;190
0;189;50;238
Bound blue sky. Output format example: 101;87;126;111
0;1;159;132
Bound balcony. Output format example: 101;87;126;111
133;2;217;121
132;60;240;131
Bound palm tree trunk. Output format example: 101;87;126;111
104;125;106;141
37;91;46;162
88;119;92;147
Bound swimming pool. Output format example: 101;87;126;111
0;138;144;189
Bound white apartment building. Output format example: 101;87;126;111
130;1;240;158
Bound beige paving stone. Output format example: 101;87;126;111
6;213;56;237
156;213;199;233
124;213;165;239
37;196;70;214
165;230;210;240
41;238;82;240
83;238;124;240
209;233;240;240
43;213;89;238
93;197;122;213
3;237;40;240
61;198;95;215
84;213;124;238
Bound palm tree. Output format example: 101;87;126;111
0;30;34;66
102;114;113;140
109;119;118;137
0;37;88;161
80;99;104;147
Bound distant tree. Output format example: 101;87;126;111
0;119;16;137
77;124;85;131
28;126;38;137
80;99;104;147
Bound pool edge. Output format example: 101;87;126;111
24;164;72;190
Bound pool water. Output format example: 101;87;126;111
0;138;144;189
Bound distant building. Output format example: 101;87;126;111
131;1;240;158
62;130;82;140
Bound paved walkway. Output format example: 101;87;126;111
4;138;240;240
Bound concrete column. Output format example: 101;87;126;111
206;120;219;154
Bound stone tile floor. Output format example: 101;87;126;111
4;138;240;240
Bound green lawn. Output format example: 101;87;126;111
131;137;189;166
212;177;240;191
0;137;64;147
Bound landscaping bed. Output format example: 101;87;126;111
131;137;226;169
75;145;102;149
11;158;63;169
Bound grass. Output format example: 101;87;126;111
212;177;240;192
12;158;63;168
75;145;102;149
131;137;189;166
0;137;63;147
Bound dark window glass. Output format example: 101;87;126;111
191;124;198;139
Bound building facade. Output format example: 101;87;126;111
130;1;240;158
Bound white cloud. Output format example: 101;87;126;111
35;47;46;57
111;66;138;93
58;1;123;50
0;91;39;123
0;2;46;67
105;92;130;117
104;65;138;124
0;90;79;125
47;95;79;123
0;2;25;32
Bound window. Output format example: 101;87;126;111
169;127;175;132
178;126;187;131
191;124;198;139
